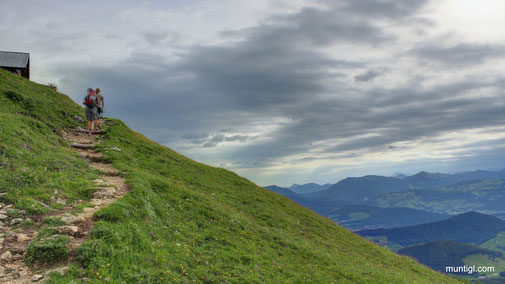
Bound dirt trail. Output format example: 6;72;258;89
0;125;129;283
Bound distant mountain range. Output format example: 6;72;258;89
266;169;505;229
268;169;505;217
312;169;505;204
357;212;505;247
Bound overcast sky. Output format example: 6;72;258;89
2;0;505;186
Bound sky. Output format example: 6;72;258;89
2;0;505;187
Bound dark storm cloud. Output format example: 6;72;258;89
413;43;505;66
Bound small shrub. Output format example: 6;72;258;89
47;82;57;91
25;235;69;265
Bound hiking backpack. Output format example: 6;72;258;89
85;93;97;107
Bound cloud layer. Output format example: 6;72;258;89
2;0;505;186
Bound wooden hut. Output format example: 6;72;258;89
0;51;30;79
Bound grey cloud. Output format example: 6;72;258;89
198;134;258;148
413;43;505;66
354;69;382;82
266;7;394;46
143;31;183;46
334;0;430;19
182;133;209;140
225;135;252;143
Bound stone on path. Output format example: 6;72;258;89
10;218;23;225
1;250;12;262
93;187;117;199
31;274;44;282
17;233;30;243
61;215;86;224
56;226;79;236
70;143;96;150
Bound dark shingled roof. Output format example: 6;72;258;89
0;51;30;68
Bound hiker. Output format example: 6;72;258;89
95;88;105;129
83;88;98;135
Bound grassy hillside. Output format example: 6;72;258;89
0;69;97;216
0;69;463;283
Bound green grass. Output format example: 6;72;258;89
0;69;464;283
0;69;97;214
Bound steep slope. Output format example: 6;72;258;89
358;212;505;247
0;69;461;283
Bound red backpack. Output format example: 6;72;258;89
85;92;97;107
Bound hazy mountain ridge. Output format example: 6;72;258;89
313;169;505;204
289;183;333;194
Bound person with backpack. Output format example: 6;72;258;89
83;88;98;135
95;88;105;129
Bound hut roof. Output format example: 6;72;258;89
0;51;30;68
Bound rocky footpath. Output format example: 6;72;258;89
0;126;129;283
